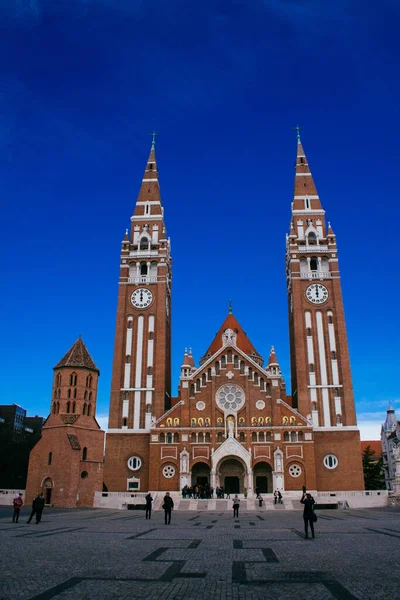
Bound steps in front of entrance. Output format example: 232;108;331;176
152;493;299;511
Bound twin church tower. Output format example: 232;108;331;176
26;135;364;506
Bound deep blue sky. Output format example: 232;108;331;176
1;0;399;439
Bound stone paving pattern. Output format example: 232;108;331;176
0;505;399;599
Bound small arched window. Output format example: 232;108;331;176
309;364;314;373
66;401;71;414
82;447;87;460
48;452;52;465
291;431;297;442
147;366;153;375
215;362;220;375
202;373;206;385
196;379;201;391
254;373;259;385
221;355;226;368
73;388;77;399
190;384;195;397
84;391;87;400
252;432;257;442
205;432;211;443
72;402;76;414
191;432;196;442
240;361;245;374
67;389;71;398
260;377;264;390
89;392;92;402
122;417;127;427
160;432;165;443
334;388;340;397
266;383;271;396
308;232;317;245
52;402;56;414
310;257;318;271
126;355;131;363
207;368;212;380
56;401;60;414
140;237;149;250
234;355;239;368
265;432;271;441
248;367;253;380
240;432;245;442
174;433;180;443
127;320;133;329
259;432;265;442
198;432;204;443
87;404;92;416
167;433;172;444
328;315;333;324
298;431;304;441
284;431;290;442
140;262;148;276
83;403;87;415
227;349;232;362
336;414;342;425
217;432;223;443
331;351;336;360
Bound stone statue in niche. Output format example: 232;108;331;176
227;418;235;438
181;453;188;472
275;452;283;472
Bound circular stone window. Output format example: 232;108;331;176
288;464;302;478
127;456;142;471
163;465;175;478
80;471;88;479
196;401;205;411
256;400;265;410
323;454;338;469
217;385;245;412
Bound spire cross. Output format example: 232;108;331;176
149;131;159;149
228;299;233;313
293;125;302;141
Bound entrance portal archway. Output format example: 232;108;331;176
41;477;54;505
218;458;245;494
253;462;273;494
191;462;210;487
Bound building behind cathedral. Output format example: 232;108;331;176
26;135;365;505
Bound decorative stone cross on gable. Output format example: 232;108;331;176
222;328;237;346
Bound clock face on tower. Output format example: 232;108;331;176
131;288;153;309
306;283;329;304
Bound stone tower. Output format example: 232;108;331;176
104;140;172;492
25;338;104;507
286;133;364;490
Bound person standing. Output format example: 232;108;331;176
233;495;240;518
163;492;174;525
145;493;153;520
27;493;45;524
274;489;279;504
258;495;263;508
300;489;316;539
12;493;23;523
225;487;231;499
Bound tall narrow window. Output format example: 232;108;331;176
83;403;87;415
240;361;245;374
68;389;71;398
240;432;245;442
72;401;76;413
217;432;223;443
52;402;56;414
215;362;220;375
196;379;201;391
140;237;149;250
234;355;239;368
248;367;253;380
202;373;206;385
48;452;52;465
160;432;165;443
227;349;232;362
310;257;318;271
167;433;172;444
331;351;336;359
254;373;259;385
308;232;317;245
309;364;314;372
82;447;87;461
191;432;196;442
205;432;211;443
252;432;257;442
207;368;212;380
87;404;92;416
89;392;92;402
284;432;289;442
198;432;204;443
123;417;127;427
190;384;195;397
73;388;77;398
66;401;70;414
221;355;226;368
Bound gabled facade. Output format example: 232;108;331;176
103;135;364;495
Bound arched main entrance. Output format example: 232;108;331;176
218;458;245;494
191;462;210;487
253;462;273;494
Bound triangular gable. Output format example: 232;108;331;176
277;398;310;425
153;401;183;428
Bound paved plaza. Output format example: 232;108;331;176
1;505;399;599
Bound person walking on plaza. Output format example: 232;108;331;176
233;495;240;518
163;492;174;525
145;492;153;520
27;492;45;524
300;488;316;539
12;493;23;523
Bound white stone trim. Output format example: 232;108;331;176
141;178;158;182
134;316;144;429
296;172;312;176
107;429;150;433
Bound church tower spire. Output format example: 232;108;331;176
286;133;363;490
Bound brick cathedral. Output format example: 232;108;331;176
26;135;364;506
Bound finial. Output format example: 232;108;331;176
270;345;275;353
79;334;82;339
228;299;233;313
125;228;128;236
189;347;192;355
149;130;158;150
293;125;301;141
184;347;188;354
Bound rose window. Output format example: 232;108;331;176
288;464;302;478
217;385;245;412
162;465;175;478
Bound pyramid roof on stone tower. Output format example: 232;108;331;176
54;337;99;373
292;134;323;212
201;312;262;363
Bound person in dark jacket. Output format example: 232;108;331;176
145;493;153;520
300;490;315;539
163;492;174;525
27;493;45;524
12;494;23;523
